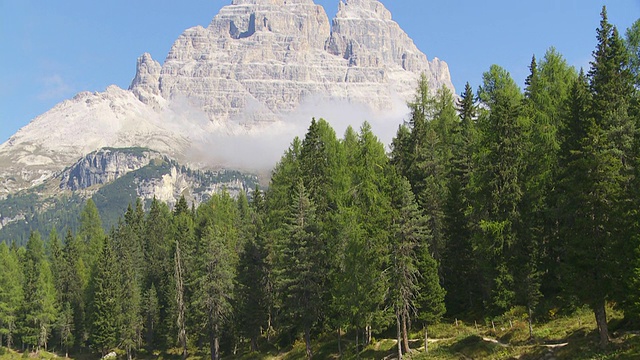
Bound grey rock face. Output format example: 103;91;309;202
1;0;454;196
137;0;454;123
60;148;158;191
129;53;162;107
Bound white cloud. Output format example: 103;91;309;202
37;74;73;100
169;94;410;174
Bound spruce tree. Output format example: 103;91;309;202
114;222;143;360
388;174;426;355
557;7;636;346
236;192;269;353
21;231;58;352
275;181;322;359
473;65;525;315
193;193;238;360
441;82;480;316
78;199;105;271
0;242;23;349
144;198;174;346
89;234;119;356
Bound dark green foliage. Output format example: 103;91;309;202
441;82;481;317
20;231;58;351
236;191;269;352
626;19;640;87
0;193;84;247
0;242;23;349
193;193;239;360
88;235;118;355
78;199;104;272
275;181;322;359
472;65;526;315
59;229;87;348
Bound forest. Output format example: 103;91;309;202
1;7;640;360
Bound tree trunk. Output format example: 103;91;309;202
402;313;410;354
594;302;609;348
528;306;534;340
209;324;219;360
356;328;360;359
175;242;188;360
424;326;428;354
396;313;403;360
304;326;312;359
127;347;132;360
337;327;342;358
251;335;258;353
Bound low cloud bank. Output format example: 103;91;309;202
162;94;411;175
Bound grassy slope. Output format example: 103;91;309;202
2;307;638;360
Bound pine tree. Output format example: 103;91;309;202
144;198;174;346
172;200;194;359
114;222;143;360
473;65;525;315
89;234;119;356
625;19;640;87
388;174;426;356
142;286;160;353
194;193;238;360
236;191;269;353
557;7;636;347
275;181;322;359
78;199;105;271
60;229;87;348
0;242;23;349
21;231;58;352
56;302;74;357
441;82;480;316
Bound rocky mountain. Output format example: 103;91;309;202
0;0;454;198
0;148;258;245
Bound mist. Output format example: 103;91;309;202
161;94;411;176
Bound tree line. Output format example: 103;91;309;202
1;7;639;359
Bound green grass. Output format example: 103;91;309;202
2;307;639;360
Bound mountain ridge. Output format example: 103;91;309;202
0;0;454;197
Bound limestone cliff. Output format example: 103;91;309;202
0;0;454;196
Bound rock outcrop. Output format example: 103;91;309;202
60;148;159;191
150;0;453;123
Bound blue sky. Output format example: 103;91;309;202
1;0;638;142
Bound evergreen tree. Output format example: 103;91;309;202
144;198;174;347
441;82;480;316
142;286;160;353
78;199;105;271
47;228;63;300
236;192;269;353
21;231;58;351
172;199;194;359
114;222;143;360
0;242;23;349
275;181;322;359
557;7;636;346
89;234;119;356
56;302;74;357
60;229;87;348
625;19;640;87
473;65;525;315
388;174;425;355
193;193;238;360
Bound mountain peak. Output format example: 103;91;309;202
0;0;454;196
231;0;315;5
338;0;392;20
